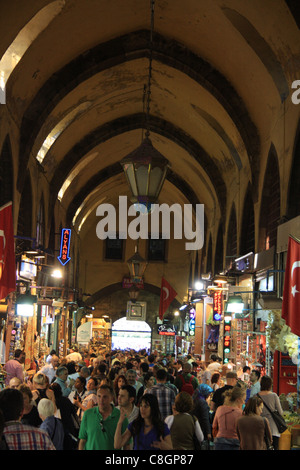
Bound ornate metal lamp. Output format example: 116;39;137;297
126;248;148;283
120;0;169;209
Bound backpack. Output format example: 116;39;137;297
179;374;194;395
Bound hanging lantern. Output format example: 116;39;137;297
120;136;169;208
126;250;148;283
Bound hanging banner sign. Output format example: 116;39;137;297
58;228;71;265
213;289;223;321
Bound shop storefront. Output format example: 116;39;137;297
111;317;151;352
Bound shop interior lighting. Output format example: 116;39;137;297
225;295;244;313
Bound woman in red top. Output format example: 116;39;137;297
212;385;246;450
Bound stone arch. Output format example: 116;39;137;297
16;170;33;253
226;204;237;271
240;185;255;256
286;120;300;220
258;144;281;251
206;235;213;275
214;223;224;274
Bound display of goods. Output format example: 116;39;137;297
282;411;300;425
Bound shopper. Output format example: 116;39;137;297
212;385;246;450
165;391;204;450
50;382;81;449
31;372;56;408
3;349;25;386
211;372;221;391
19;383;42;427
38;398;65;450
113;374;127;405
192;383;213;442
174;362;199;395
147;368;176;420
258;375;284;450
68;376;88;418
237;395;273;450
211;371;238;411
39;354;59;384
54;366;75;397
114;393;172;450
249;369;261;397
78;384;128;450
74;377;98;414
0;388;55;450
137;372;155;403
117;384;139;423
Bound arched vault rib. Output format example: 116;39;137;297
84;282;181;309
48;113;226;219
18;30;260;194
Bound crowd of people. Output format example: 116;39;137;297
0;348;285;451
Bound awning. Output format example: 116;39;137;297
258;293;282;310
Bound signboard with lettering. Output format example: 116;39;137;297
58;228;71;265
189;307;196;336
223;319;232;363
213;289;223;321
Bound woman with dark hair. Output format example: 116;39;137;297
114;393;172;450
237;395;273;450
258;375;284;450
165;391;203;450
50;382;80;449
136;372;155;404
19;384;42;427
113;374;127;405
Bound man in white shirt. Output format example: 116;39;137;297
206;354;222;374
39;355;59;384
65;348;82;363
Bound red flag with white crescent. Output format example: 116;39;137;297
0;202;16;300
159;277;177;320
282;236;300;337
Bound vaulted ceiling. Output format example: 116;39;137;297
1;0;299;239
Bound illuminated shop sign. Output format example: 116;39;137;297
58;228;71;265
213;289;223;321
223;319;232;362
189;307;196;336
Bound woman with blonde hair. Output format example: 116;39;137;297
31;372;56;408
212;385;246;450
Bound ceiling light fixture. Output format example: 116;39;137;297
120;0;169;211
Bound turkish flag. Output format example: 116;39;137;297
159;277;177;320
0;202;16;301
282;236;300;337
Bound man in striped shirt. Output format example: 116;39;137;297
0;388;56;450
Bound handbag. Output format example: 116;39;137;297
258;394;287;434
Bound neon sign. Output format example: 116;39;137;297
213;289;223;321
223;319;232;362
189;307;196;336
58;228;71;265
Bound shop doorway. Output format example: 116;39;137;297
111;317;151;352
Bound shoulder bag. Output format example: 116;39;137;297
258;394;287;434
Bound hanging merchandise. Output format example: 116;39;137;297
206;312;219;348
